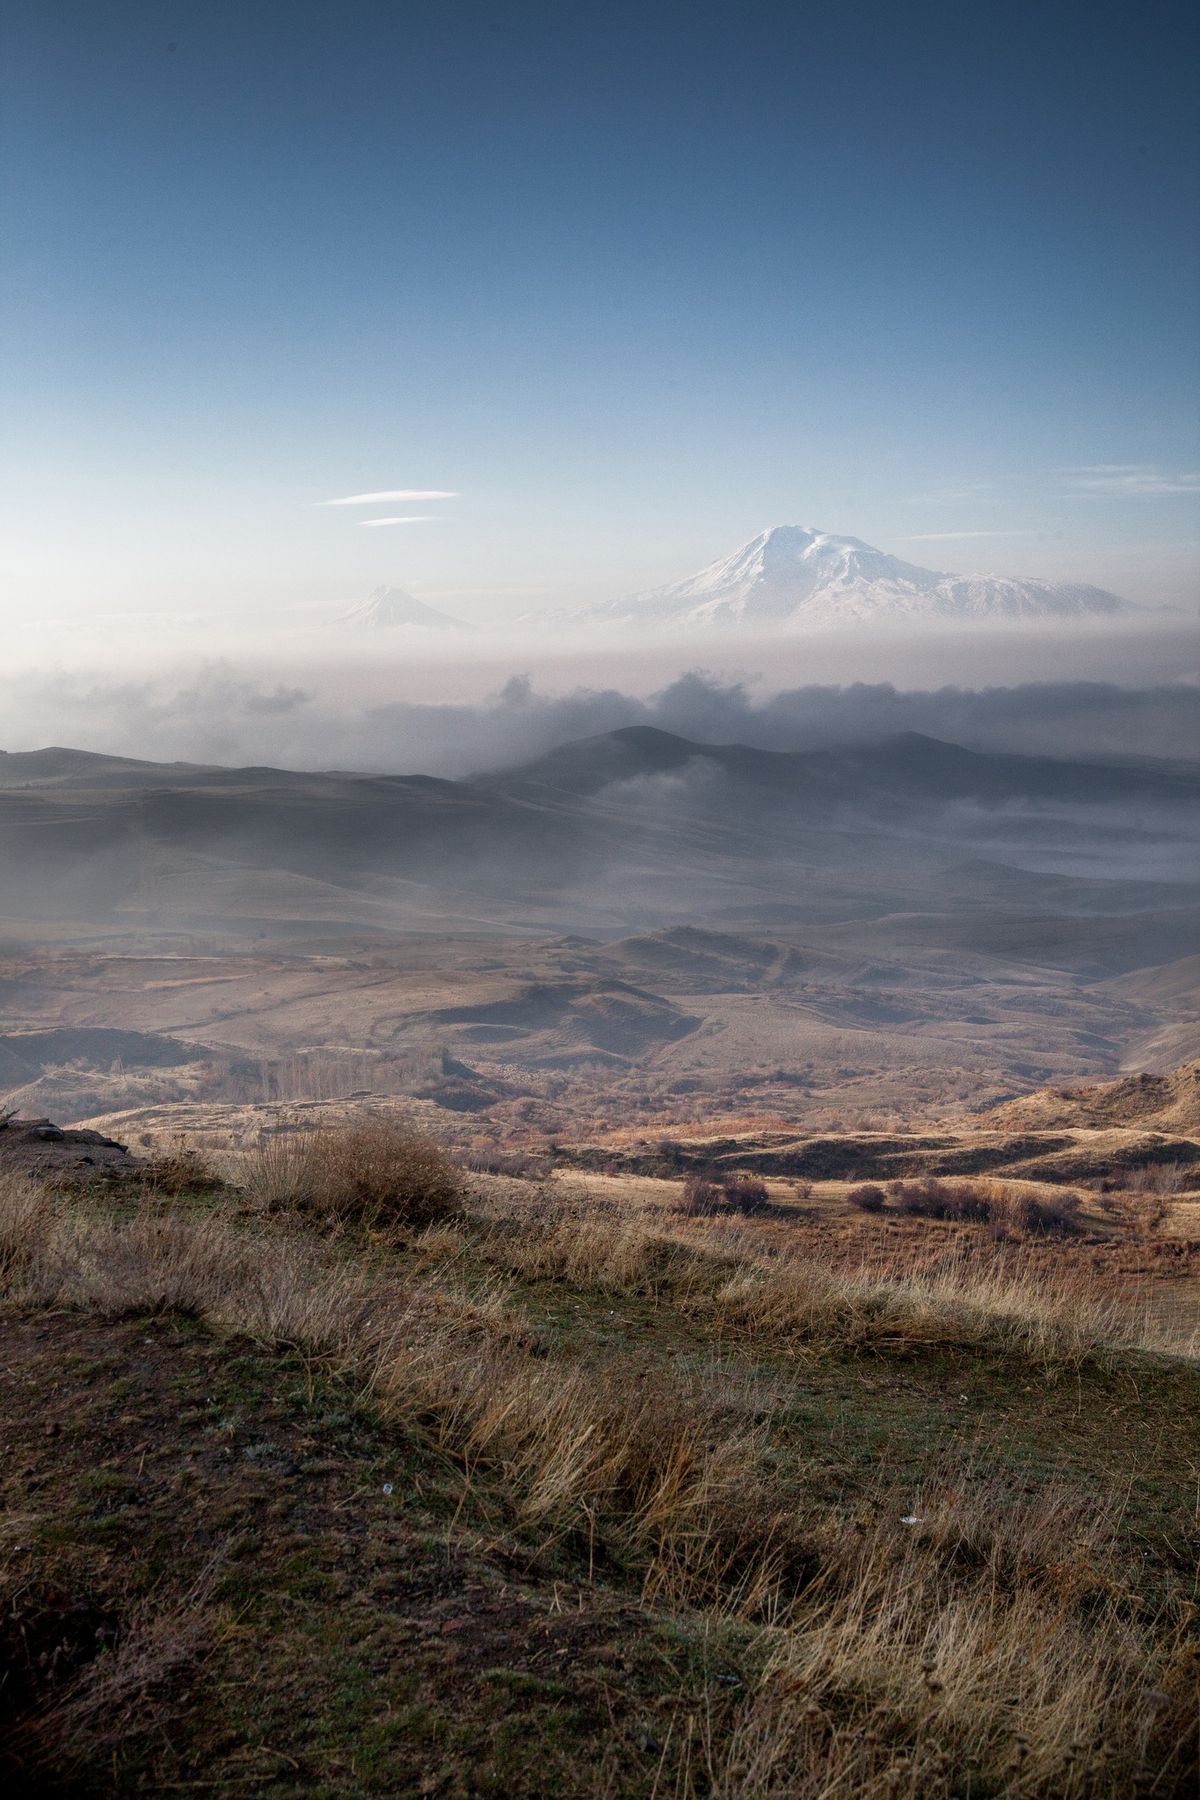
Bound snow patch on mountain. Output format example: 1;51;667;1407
593;526;1130;629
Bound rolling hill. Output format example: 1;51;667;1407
0;728;1195;950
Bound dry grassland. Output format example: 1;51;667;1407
1;1124;1198;1795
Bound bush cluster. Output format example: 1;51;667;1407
889;1176;992;1222
677;1171;772;1217
884;1176;1081;1236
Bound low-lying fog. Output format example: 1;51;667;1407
2;615;1198;774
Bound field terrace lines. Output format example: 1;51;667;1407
0;926;1187;1133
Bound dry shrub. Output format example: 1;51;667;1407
721;1175;771;1216
890;1176;1081;1236
889;1176;991;1222
242;1116;463;1229
131;1146;223;1196
235;1128;320;1211
1115;1191;1169;1236
676;1173;770;1216
1124;1160;1187;1197
676;1173;772;1219
0;1172;55;1285
988;1187;1082;1238
847;1183;887;1214
678;1172;723;1216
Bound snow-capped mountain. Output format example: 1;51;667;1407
593;527;1130;629
341;586;468;630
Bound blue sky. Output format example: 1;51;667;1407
2;0;1197;617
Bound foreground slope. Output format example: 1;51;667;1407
2;1122;1197;1796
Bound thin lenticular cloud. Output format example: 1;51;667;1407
1059;465;1200;497
318;488;459;505
357;515;444;528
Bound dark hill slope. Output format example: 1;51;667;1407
0;730;1196;937
485;726;1200;812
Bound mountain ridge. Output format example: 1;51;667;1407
483;723;1197;808
0;728;1195;943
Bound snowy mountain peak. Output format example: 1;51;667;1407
341;586;467;631
594;526;1130;630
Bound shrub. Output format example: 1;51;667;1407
720;1174;771;1216
889;1177;1082;1238
244;1117;463;1229
1126;1161;1187;1197
1027;1189;1082;1235
888;1177;995;1223
847;1183;886;1214
677;1173;722;1216
676;1173;772;1217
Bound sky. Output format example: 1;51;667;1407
1;0;1198;625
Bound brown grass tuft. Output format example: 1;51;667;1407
241;1115;464;1229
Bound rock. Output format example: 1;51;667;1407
0;1116;139;1182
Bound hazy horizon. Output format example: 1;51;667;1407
4;639;1199;776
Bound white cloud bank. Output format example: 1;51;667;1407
357;516;444;528
5;665;1199;774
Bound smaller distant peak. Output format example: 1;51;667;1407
340;586;467;630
